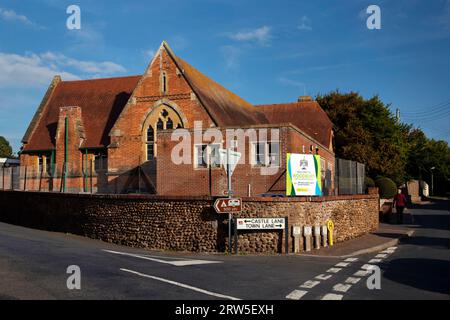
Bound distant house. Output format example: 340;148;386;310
19;41;335;195
0;158;20;168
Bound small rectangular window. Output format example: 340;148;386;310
195;145;208;168
209;144;221;168
254;142;266;166
268;142;280;166
94;154;107;172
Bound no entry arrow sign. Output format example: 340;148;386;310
213;198;242;213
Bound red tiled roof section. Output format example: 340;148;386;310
176;58;269;127
24;75;141;151
256;101;333;148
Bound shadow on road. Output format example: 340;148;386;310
382;258;450;296
400;236;450;249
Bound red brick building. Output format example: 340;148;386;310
20;41;335;196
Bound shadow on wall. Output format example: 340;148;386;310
382;258;450;296
98;160;157;194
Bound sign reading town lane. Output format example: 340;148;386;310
236;218;286;230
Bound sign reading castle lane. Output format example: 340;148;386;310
236;218;286;230
214;198;242;213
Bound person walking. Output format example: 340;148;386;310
393;189;407;224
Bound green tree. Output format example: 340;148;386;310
316;91;409;185
0;136;13;158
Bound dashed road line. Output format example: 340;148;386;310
300;280;320;289
375;253;388;258
345;277;361;284
368;258;382;263
315;274;332;280
344;258;358;262
322;293;343;300
286;257;358;300
286;289;308;300
354;270;370;277
333;283;352;293
335;262;350;267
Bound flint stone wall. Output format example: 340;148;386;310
0;191;378;254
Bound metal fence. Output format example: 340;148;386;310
335;158;366;195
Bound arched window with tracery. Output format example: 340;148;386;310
143;104;184;161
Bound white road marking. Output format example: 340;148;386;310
315;274;332;281
387;246;397;250
369;259;382;263
344;257;358;262
322;293;343;300
120;268;240;300
301;280;320;289
354;270;370;277
335;262;350;267
381;250;395;254
345;277;361;284
103;249;222;267
327;267;342;273
375;254;387;258
286;289;308;300
361;264;375;270
333;283;352;293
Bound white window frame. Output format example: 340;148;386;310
251;141;280;167
194;143;222;169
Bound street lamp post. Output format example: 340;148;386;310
430;167;435;196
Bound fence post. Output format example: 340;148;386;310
10;166;14;190
23;166;27;191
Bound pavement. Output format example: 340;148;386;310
0;198;449;300
304;222;415;258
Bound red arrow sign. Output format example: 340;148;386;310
214;198;242;213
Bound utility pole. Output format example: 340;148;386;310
396;108;401;123
430;167;435;196
227;148;232;254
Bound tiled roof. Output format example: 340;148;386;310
256;101;333;148
23;75;140;151
176;57;269;127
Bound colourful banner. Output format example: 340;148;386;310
286;153;322;196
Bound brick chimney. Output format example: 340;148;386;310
298;96;312;102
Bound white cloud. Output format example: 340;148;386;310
278;77;307;93
0;51;127;87
227;26;271;45
0;7;43;29
298;16;312;31
220;45;242;70
144;49;156;59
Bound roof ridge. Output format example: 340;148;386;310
256;101;316;107
61;75;142;83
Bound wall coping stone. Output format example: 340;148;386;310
0;190;378;203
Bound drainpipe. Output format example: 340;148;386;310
63;116;68;193
84;148;88;193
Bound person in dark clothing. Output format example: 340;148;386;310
393;189;407;224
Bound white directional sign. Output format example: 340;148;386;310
219;148;241;176
236;218;286;230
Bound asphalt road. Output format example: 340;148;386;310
0;199;449;300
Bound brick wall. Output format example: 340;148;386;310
157;125;335;197
0;190;378;254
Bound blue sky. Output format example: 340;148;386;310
0;0;449;153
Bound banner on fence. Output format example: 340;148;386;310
286;153;322;196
